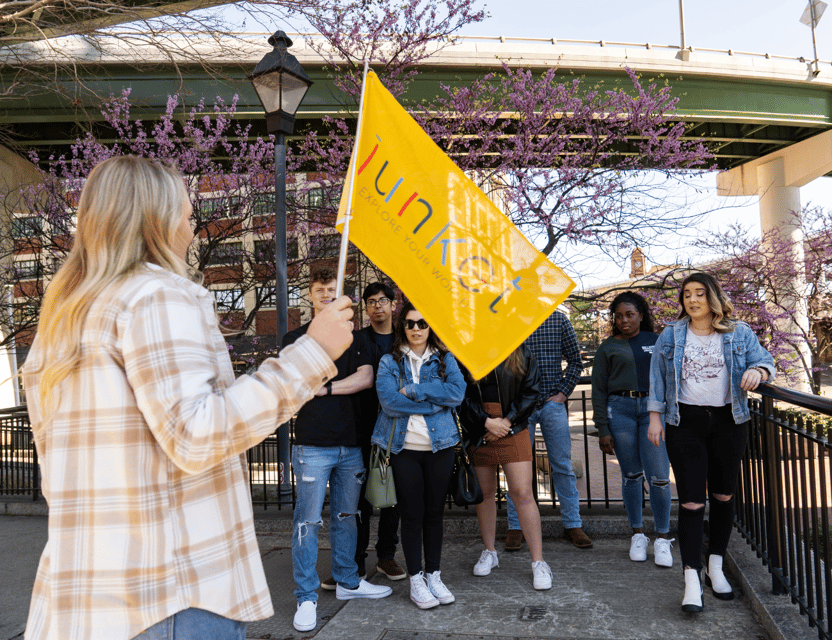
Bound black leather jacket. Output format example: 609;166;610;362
458;345;541;447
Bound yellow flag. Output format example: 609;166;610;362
337;71;575;379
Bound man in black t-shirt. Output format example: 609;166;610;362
322;282;405;588
283;268;392;633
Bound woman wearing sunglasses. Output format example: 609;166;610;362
371;301;466;610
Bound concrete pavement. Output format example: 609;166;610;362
0;504;818;640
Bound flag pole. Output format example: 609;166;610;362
335;60;371;298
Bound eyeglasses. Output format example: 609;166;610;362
365;297;391;307
404;319;429;331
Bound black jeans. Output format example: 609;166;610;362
389;446;455;576
356;445;400;572
666;403;749;569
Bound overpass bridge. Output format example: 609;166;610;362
4;32;831;261
2;32;832;173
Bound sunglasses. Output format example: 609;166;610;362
404;319;429;331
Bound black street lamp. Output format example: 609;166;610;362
249;30;312;504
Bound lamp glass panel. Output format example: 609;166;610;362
252;73;283;114
280;75;311;115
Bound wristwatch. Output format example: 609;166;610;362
325;381;333;395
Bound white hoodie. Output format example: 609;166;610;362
402;346;435;451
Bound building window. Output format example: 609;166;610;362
255;286;302;308
213;288;244;311
13;301;38;327
308;234;340;258
204;242;243;266
199;196;242;219
256;286;275;308
307;187;323;209
307;186;341;209
11;217;43;239
252;193;275;216
254;238;299;263
14;259;40;280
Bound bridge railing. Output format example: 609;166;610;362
250;31;832;67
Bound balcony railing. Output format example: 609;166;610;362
1;377;830;638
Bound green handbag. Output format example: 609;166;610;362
365;423;397;509
365;367;404;509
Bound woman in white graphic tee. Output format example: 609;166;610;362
647;272;775;614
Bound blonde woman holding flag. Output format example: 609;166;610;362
21;155;355;640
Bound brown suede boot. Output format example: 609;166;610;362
564;527;593;549
504;529;524;551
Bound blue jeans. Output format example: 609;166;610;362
607;395;671;533
292;445;365;603
507;401;581;529
132;608;245;639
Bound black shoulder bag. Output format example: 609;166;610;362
448;410;484;506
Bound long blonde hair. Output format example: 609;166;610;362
28;155;191;415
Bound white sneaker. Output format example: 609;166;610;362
653;537;675;568
410;571;440;609
335;578;393;600
473;549;499;576
293;600;317;632
532;560;552;590
426;570;455;604
629;533;649;562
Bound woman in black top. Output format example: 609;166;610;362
592;292;673;567
459;345;552;590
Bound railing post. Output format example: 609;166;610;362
31;427;39;502
761;394;787;595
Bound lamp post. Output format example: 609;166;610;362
249;30;312;504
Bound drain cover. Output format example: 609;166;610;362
519;605;548;620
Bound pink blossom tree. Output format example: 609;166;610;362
415;65;713;275
2;0;487;365
6;90;284;367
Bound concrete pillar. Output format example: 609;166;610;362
716;130;832;393
757;158;812;392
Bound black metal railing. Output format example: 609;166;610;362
738;383;831;640
243;376;643;511
0;377;675;510
0;405;38;500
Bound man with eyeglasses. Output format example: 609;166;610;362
355;283;406;581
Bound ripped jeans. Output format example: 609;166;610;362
607;395;671;533
291;445;365;603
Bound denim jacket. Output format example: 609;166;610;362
647;319;776;426
371;350;465;454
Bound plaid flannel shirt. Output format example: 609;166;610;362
22;264;336;640
525;310;584;405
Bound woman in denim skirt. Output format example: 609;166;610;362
647;272;775;614
592;292;673;568
372;301;466;610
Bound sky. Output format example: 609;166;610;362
240;0;832;287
